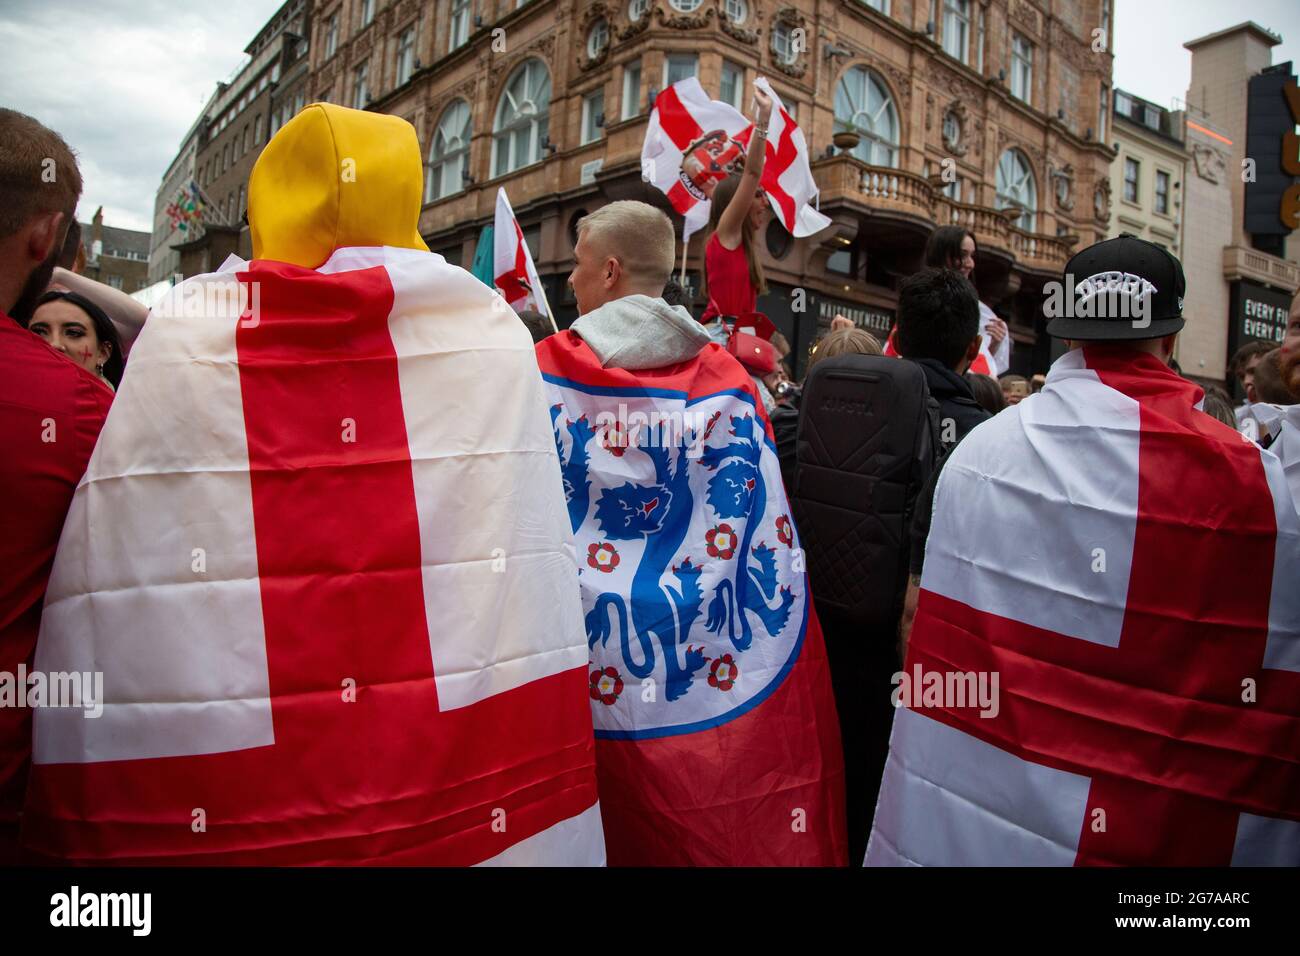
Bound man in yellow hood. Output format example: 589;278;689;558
23;105;605;865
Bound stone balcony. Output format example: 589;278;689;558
811;153;1074;273
1222;244;1300;292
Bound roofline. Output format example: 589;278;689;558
1184;21;1282;51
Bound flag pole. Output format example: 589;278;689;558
536;279;558;334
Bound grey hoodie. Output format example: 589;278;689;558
570;294;712;371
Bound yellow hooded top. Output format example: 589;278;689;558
248;103;429;268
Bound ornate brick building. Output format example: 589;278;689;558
308;0;1114;372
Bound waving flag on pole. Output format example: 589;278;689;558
537;333;847;866
494;187;548;319
866;348;1300;866
23;104;603;866
641;77;831;245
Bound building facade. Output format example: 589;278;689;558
81;207;151;294
298;0;1114;373
149;110;206;285
1107;89;1186;258
1176;22;1298;391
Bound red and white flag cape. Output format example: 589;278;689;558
24;247;603;865
641;77;831;244
494;187;547;317
867;347;1300;866
536;332;847;866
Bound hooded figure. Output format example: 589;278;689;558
22;105;604;865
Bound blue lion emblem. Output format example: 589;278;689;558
553;402;795;704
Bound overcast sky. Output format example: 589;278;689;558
1;0;1297;235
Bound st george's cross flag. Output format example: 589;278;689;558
494;187;549;318
866;347;1300;866
536;332;847;866
22;104;604;865
641;76;831;245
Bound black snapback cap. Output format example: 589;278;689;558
1046;233;1186;340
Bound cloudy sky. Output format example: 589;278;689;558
1;0;1297;235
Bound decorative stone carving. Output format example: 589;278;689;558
1009;0;1041;36
769;7;808;80
943;100;970;157
720;16;760;45
925;93;934;132
1093;178;1111;221
1049;162;1075;211
654;3;715;30
1192;143;1227;184
996;126;1044;166
617;7;651;42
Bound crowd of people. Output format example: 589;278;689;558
2;96;1299;867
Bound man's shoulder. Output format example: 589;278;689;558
0;319;110;417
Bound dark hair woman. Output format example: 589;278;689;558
699;82;774;326
29;290;124;390
922;225;1010;374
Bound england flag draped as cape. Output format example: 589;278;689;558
537;332;847;866
867;347;1300;866
23;104;604;865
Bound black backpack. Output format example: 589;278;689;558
790;354;943;631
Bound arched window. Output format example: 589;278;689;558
492;59;551;177
834;66;899;167
996;148;1037;231
426;99;471;203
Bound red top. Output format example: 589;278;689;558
0;316;110;861
700;233;756;323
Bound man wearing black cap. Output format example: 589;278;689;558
867;235;1300;866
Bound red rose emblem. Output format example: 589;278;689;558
600;422;631;457
587;542;620;572
776;515;793;547
705;523;737;560
708;654;739;692
589;666;624;705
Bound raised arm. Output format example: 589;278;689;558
714;83;774;251
51;266;149;354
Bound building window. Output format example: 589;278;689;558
587;18;609;61
1011;33;1033;103
1155;170;1170;215
771;20;797;66
976;5;985;73
723;0;748;23
492;58;551;177
996;148;1037;231
108;275;123;290
860;0;889;12
1123;157;1140;203
397;27;416;86
243;125;250;154
942;0;971;65
622;59;642;120
628;0;648;21
1114;90;1132;117
359;0;374;29
721;60;744;111
426;99;471;202
450;0;470;51
325;14;339;57
1101;0;1111;45
1098;86;1108;141
663;53;698;88
254;114;262;144
834;65;900;167
238;185;245;218
353;61;369;109
669;0;702;11
1143;104;1161;131
581;88;605;145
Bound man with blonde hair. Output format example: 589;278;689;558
538;200;847;866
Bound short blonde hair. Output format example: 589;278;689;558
577;200;676;286
808;328;883;369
